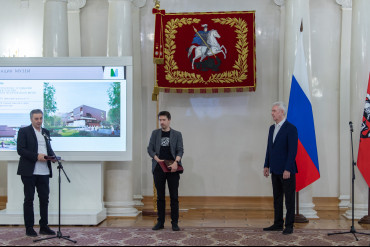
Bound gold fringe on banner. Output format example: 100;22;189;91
153;58;164;64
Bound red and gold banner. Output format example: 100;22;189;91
153;10;256;96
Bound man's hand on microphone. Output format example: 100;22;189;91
38;154;47;162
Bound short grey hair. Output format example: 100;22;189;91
272;101;287;116
30;109;43;119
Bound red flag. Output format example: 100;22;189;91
153;11;256;93
358;73;370;187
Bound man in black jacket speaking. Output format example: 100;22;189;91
17;109;56;237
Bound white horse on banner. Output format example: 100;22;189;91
187;30;227;70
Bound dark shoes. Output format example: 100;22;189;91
283;227;293;235
263;225;293;235
26;227;38;237
39;225;56;236
263;225;284;232
172;224;180;231
152;222;164;231
152;222;181;231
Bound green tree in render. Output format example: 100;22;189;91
44;82;58;128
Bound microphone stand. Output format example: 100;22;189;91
328;122;370;241
34;135;77;244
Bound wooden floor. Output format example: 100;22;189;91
1;196;370;230
100;197;370;230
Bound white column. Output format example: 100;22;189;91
43;0;69;57
107;0;133;57
345;0;370;219
282;0;318;218
67;0;86;57
274;0;286;101
104;162;139;216
337;0;352;209
105;0;139;217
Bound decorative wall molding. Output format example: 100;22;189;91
67;0;86;10
108;0;146;7
274;0;285;7
133;0;147;8
336;0;352;8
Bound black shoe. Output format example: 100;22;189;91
152;222;164;231
26;227;38;237
263;225;284;232
283;228;293;235
172;224;180;231
39;226;56;235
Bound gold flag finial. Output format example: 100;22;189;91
154;0;160;9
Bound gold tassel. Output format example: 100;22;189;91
152;86;159;101
154;85;159;95
152;92;158;101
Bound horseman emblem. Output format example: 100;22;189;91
361;94;370;138
187;24;227;71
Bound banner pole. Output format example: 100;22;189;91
153;64;159;214
152;90;159;213
295;191;309;223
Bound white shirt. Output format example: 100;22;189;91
273;118;286;143
33;127;50;176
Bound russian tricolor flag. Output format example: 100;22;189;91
287;33;320;192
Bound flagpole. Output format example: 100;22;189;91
294;19;309;224
358;188;370;224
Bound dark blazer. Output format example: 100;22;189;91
17;125;54;178
264;120;298;175
147;128;184;174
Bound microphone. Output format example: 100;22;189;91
349;121;354;132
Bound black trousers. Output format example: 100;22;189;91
271;173;296;229
21;175;50;228
153;165;180;225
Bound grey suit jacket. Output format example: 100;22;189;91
147;128;184;174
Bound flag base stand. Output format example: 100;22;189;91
295;214;309;223
295;192;309;223
359;215;370;224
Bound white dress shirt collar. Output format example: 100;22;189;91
275;118;286;128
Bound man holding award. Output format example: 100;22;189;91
148;111;184;232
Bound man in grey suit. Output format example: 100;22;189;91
148;111;184;232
